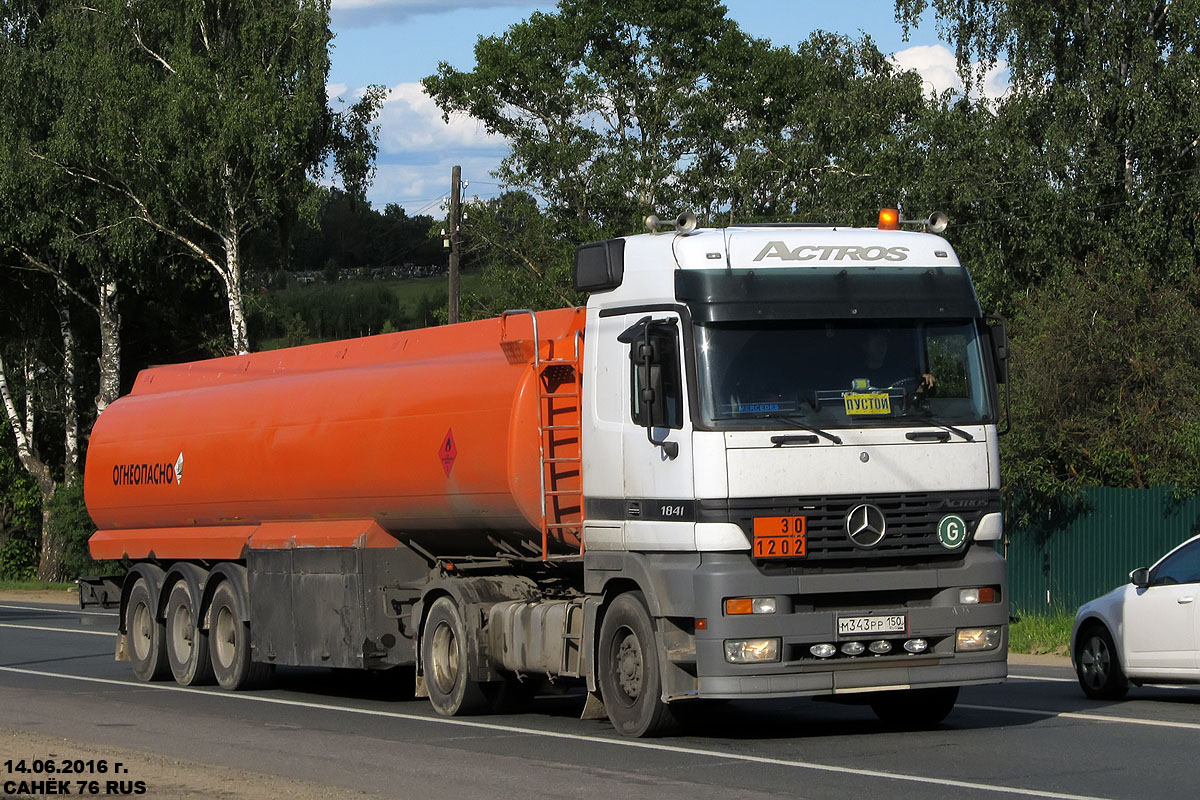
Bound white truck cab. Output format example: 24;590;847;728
575;213;1009;734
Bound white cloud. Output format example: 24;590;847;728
365;154;508;213
891;44;1009;102
324;82;509;211
375;82;505;152
331;0;538;27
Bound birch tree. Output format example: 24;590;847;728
0;286;78;580
28;0;382;355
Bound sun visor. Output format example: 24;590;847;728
675;267;982;322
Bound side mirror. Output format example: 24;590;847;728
1130;567;1150;588
986;315;1009;384
619;316;681;459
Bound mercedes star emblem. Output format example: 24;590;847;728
845;503;887;548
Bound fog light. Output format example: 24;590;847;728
959;587;998;605
868;640;893;654
725;597;778;615
810;643;836;658
956;627;1001;652
841;641;865;656
903;638;928;654
725;638;781;663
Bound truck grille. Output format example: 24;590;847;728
718;491;999;566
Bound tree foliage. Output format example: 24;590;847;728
897;1;1200;501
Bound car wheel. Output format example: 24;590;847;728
1075;624;1129;700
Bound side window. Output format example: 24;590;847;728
629;323;683;430
1150;541;1200;586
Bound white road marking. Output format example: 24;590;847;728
958;703;1200;731
0;623;116;637
1009;674;1077;683
0;664;1107;800
0;603;116;617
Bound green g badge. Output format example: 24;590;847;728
937;515;968;549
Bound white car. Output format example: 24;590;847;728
1072;533;1200;699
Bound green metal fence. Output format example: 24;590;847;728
1005;486;1200;615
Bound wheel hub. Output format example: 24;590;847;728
132;602;152;660
430;621;459;695
615;631;643;699
214;606;236;668
1081;636;1110;688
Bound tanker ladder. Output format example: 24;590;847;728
500;310;585;561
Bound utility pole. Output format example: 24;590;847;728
447;165;461;324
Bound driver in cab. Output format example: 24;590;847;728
861;331;935;398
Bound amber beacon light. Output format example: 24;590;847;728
878;208;900;230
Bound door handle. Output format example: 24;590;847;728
1178;597;1194;604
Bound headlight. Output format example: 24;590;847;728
956;627;1002;652
724;638;781;663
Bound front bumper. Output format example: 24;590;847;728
689;544;1008;699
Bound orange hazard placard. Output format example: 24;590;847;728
752;516;807;558
439;429;457;477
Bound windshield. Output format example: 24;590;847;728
695;320;995;430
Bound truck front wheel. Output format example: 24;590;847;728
597;592;674;737
125;579;169;682
422;597;487;716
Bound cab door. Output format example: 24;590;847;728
619;312;696;551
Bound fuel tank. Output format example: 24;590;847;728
83;308;586;560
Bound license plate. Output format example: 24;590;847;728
844;393;891;415
752;516;807;559
837;614;907;637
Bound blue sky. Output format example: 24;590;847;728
325;1;1006;213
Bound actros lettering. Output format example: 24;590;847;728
753;242;910;263
112;462;175;487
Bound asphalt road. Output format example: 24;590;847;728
3;599;1199;800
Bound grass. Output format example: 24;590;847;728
1009;611;1075;656
0;579;76;592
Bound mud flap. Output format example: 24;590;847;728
580;689;607;720
114;632;129;662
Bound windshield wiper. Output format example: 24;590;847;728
765;414;843;445
907;413;974;442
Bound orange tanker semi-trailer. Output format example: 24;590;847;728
81;307;586;692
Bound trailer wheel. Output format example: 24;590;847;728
126;579;170;682
209;581;272;691
869;686;959;728
421;597;487;716
597;591;674;737
165;581;214;686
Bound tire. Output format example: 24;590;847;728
421;597;487;716
1075;624;1129;700
165;581;214;686
870;686;959;728
125;579;170;682
597;591;675;737
208;580;272;691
